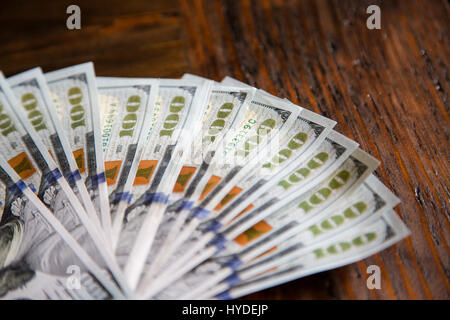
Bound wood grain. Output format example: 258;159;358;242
0;0;448;299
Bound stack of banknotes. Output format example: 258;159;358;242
0;62;409;300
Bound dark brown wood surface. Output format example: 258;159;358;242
0;0;448;299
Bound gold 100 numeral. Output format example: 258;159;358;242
159;96;185;137
235;118;276;157
0;103;17;137
21;93;47;132
203;102;234;143
68;86;86;129
263;132;308;169
119;95;141;137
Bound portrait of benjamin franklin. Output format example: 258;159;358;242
0;185;108;299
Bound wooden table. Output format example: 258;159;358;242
0;0;448;299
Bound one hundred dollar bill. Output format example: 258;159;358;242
168;79;257;205
207;209;409;300
7;68;102;234
0;153;125;299
220;149;380;243
220;175;398;259
137;148;378;298
139;149;379;296
0;70;132;297
45;63;112;239
163;92;303;247
154;175;400;299
187;92;302;217
142;83;257;277
143;130;357;282
169;132;364;282
135;90;303;292
147;107;339;278
96;77;159;247
116;79;212;288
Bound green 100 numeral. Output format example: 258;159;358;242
308;201;368;237
68;87;86;129
235;118;276;157
21;93;47;132
263;132;308;169
119;95;141;137
278;152;329;190
297;169;351;213
313;231;377;259
0;103;17;137
159;96;185;137
203;102;234;143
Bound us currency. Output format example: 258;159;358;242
218;174;397;259
137;148;378;298
206;209;410;300
207;109;336;220
208;130;354;230
115;79;212;288
186;92;301;219
142;147;378;297
154;174;399;299
0;71;132;297
144;130;357;281
0;153;125;299
217;149;380;250
167;84;255;205
7;68;103;234
146;85;317;269
45;62;112;239
96;77;159;247
142;84;256;276
147;107;337;277
142;92;302;276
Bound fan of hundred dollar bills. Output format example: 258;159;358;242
0;62;409;300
